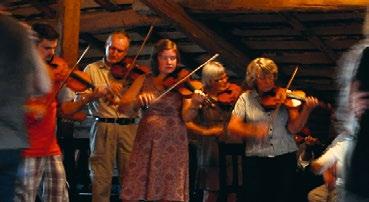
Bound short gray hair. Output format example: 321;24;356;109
201;61;225;87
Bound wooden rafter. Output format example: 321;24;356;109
28;9;163;33
79;32;105;51
279;12;338;63
94;0;122;11
183;0;368;12
29;0;56;18
140;0;249;74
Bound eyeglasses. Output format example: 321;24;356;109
215;75;228;83
158;55;177;61
256;74;274;81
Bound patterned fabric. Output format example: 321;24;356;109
232;90;297;157
121;76;189;201
190;101;240;191
14;155;69;202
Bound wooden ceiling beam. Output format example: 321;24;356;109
93;0;122;11
80;9;162;33
28;9;163;33
279;12;338;63
29;0;57;19
79;32;105;51
140;0;249;74
183;0;368;12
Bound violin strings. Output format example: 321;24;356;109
153;53;220;103
123;25;154;80
270;66;299;127
56;45;91;93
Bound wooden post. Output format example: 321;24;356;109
57;0;81;66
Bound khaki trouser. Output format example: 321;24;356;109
308;184;338;202
89;122;138;202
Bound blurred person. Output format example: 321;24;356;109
335;41;369;201
306;133;353;202
14;23;103;202
0;13;51;202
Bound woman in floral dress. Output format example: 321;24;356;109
119;39;206;202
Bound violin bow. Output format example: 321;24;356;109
285;66;299;90
122;25;154;80
56;45;91;92
270;65;299;122
40;45;91;111
153;53;220;103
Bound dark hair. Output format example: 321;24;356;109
31;23;59;43
151;39;180;76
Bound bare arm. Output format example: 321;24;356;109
186;121;223;137
182;92;206;122
227;115;269;139
60;87;107;116
60;93;94;116
118;74;146;112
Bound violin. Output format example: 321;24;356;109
217;83;242;106
110;57;151;80
110;26;153;81
152;54;219;105
293;127;321;145
260;87;331;110
25;56;95;124
48;56;95;92
162;67;216;106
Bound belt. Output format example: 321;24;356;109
96;117;137;125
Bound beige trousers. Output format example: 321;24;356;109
89;122;138;202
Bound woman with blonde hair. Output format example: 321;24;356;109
228;57;319;202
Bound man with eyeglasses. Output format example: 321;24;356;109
83;31;140;202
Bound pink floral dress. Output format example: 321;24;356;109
121;75;189;201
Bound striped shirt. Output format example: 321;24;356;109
232;90;298;157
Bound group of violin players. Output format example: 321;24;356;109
5;14;332;202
